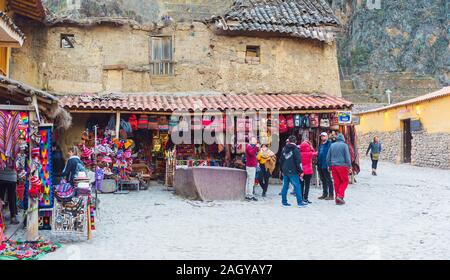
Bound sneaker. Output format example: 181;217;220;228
10;216;20;225
251;197;258;201
372;171;376;176
262;193;267;198
374;171;377;176
305;199;312;204
297;202;308;208
245;197;252;201
336;197;346;205
318;195;327;200
325;195;334;201
282;203;292;207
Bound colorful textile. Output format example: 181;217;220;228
0;239;61;260
0;111;20;169
39;126;53;208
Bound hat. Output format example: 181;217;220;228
81;148;93;158
102;156;113;164
30;176;42;187
31;148;40;156
75;172;89;180
320;132;328;137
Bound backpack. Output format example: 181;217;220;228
301;114;310;128
279;115;288;133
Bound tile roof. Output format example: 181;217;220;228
213;0;340;42
0;10;25;45
358;86;450;115
60;92;352;112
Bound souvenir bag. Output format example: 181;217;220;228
169;115;179;128
294;115;302;127
330;113;340;130
128;115;138;131
202;115;213;129
148;116;159;130
236;117;246;132
286;115;294;129
158;116;169;131
279;115;288;133
320;114;330;128
309;113;319;128
301;114;310;128
138;115;149;129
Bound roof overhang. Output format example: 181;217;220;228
9;0;46;22
0;12;25;47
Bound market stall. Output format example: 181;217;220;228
0;75;72;242
59;92;355;200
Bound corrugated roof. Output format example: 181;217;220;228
358;86;450;115
0;75;58;102
214;0;339;42
60;92;352;112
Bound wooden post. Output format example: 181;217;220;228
115;112;120;138
27;96;39;241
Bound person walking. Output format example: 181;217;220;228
317;132;334;200
52;144;65;185
62;146;84;187
245;137;259;201
299;140;317;204
280;135;307;208
366;136;382;176
257;144;276;197
326;133;352;205
0;158;19;224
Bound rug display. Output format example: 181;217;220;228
51;196;88;236
0;239;61;260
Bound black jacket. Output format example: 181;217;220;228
280;143;303;175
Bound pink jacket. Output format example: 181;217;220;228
299;142;318;175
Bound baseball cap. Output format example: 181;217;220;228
320;132;328;137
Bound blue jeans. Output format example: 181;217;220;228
281;174;303;205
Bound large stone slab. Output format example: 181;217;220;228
174;166;246;201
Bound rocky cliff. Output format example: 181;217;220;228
41;0;449;103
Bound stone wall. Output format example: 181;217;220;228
11;20;342;96
358;130;450;169
411;131;450;169
358;131;402;164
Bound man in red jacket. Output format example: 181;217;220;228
245;136;259;201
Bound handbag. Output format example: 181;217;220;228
320;114;330;128
309;114;319;128
286;115;294;129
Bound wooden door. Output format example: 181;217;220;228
403;119;412;163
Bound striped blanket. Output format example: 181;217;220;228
0;111;20;169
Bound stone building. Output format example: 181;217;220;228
356;86;450;169
10;0;343;96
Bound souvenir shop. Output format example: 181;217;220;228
0;77;97;247
59;93;356;191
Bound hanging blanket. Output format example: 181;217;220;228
0;111;20;169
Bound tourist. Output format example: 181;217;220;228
0;158;19;224
257;144;277;197
299;140;317;204
245;137;259;201
62;146;84;186
317;132;334;200
280;135;307;207
366;136;382;176
326;134;352;205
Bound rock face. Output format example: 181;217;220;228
42;0;449;102
332;0;449;103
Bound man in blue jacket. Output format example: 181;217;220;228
317;132;334;200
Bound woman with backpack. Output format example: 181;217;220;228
62;146;85;186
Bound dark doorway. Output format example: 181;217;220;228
402;119;412;163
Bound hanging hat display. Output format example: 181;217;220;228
31;148;40;156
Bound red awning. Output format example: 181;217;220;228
60;92;352;112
